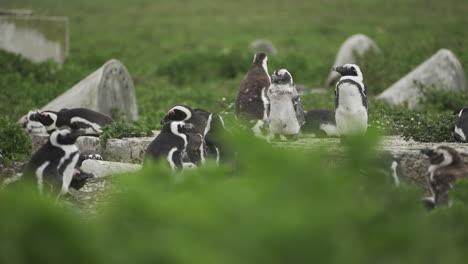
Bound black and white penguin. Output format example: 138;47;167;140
29;108;114;135
22;127;83;194
161;104;209;165
235;52;271;136
22;110;47;134
332;64;368;136
267;69;304;140
453;108;468;142
421;146;468;209
302;109;338;137
203;113;227;163
145;121;192;170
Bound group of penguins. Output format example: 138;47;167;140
8;52;468;208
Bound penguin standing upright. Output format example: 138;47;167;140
161;104;209;165
267;69;304;140
29;108;114;135
332;64;368;136
421;146;468;209
22;127;83;194
453;108;468;142
145;121;192;170
235;52;271;136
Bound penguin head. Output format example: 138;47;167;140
29;111;58;132
253;52;268;65
421;146;461;168
453;108;468;117
161;105;193;125
23;110;47;134
50;127;84;147
271;69;293;85
332;64;363;79
169;121;193;135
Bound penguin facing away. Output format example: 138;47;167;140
203;113;228;163
145;121;192;170
453;108;468;142
332;64;368;136
29;108;114;135
267;69;303;140
161;104;209;165
235;52;271;136
22;127;83;195
421;146;468;209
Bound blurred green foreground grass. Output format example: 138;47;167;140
2;130;468;263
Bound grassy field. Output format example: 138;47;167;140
2;0;468;128
3;1;468;262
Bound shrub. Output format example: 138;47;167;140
0;117;31;164
99;121;153;147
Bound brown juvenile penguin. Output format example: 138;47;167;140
235;52;271;136
421;146;468;209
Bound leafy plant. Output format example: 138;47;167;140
0;117;31;164
99;121;153;147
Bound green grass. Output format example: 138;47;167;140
2;0;468;128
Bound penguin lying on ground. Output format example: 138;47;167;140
161;104;209;165
267;69;304;140
29;108;114;135
332;64;368;137
453;108;468;142
22;127;83;195
235;52;271;138
22;110;48;134
302;109;338;137
421;146;468;209
145;121;193;170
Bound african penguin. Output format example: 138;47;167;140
302;109;338;137
267;69;304;140
421;146;468;209
22;110;47;134
29;108;114;135
22;127;83;195
332;64;368;136
145;121;192;170
453;108;468;142
161;104;209;165
235;52;271;137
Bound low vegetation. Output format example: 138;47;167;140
0;117;31;164
99;121;153;147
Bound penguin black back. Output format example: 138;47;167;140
145;121;191;169
235;52;271;121
22;128;82;194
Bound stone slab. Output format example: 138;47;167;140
81;160;142;178
0;15;68;65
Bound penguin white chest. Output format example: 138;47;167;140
268;91;300;135
335;83;368;136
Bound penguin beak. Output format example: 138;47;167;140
331;66;345;75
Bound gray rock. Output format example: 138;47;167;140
250;39;278;55
325;34;380;86
0;10;34;16
81;160;142;178
377;49;467;110
41;59;139;120
0;15;68;65
32;132;159;163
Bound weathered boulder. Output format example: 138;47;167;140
32;132;159;163
250;39;278;55
0;15;68;65
38;59;138;120
377;49;467;110
81;160;142;178
325;34;380;86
